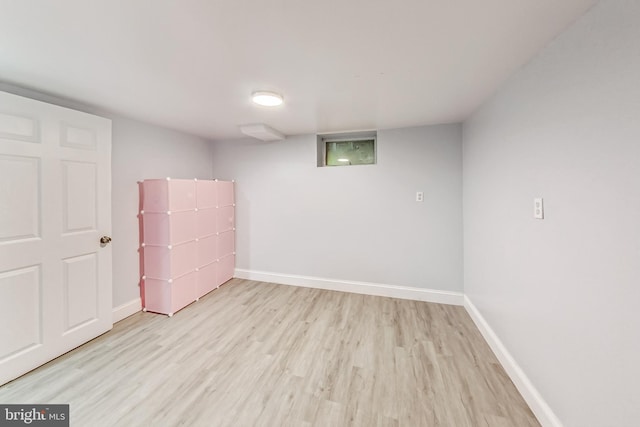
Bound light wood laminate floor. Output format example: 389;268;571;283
0;279;540;426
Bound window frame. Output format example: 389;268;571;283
316;131;377;167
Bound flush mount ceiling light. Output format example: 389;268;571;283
251;91;283;107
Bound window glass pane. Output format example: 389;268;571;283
325;139;375;166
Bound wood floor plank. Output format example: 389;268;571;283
0;279;540;426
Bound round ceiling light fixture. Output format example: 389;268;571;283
252;91;284;107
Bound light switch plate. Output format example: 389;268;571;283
416;191;424;202
534;198;544;219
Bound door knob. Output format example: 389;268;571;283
100;236;112;244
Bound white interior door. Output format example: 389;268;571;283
0;91;112;386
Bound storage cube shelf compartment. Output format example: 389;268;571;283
196;180;217;209
217;254;235;285
143;272;197;317
196;208;217;237
143;241;196;279
217;206;235;233
218;181;235;207
217;230;235;257
197;234;217;267
196;262;218;297
142;211;196;246
142;178;196;212
140;179;235;316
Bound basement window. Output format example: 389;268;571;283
317;131;377;167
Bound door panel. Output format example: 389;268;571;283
0;111;39;142
62;253;98;332
0;90;112;386
0;266;42;360
60;123;96;150
62;161;97;233
0;155;40;242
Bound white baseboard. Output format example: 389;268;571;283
112;298;142;324
234;268;464;306
464;296;562;427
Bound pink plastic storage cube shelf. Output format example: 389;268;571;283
143;211;196;245
142;179;196;213
140;179;235;316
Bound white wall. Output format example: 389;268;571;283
212;124;463;292
0;83;214;309
463;1;640;426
